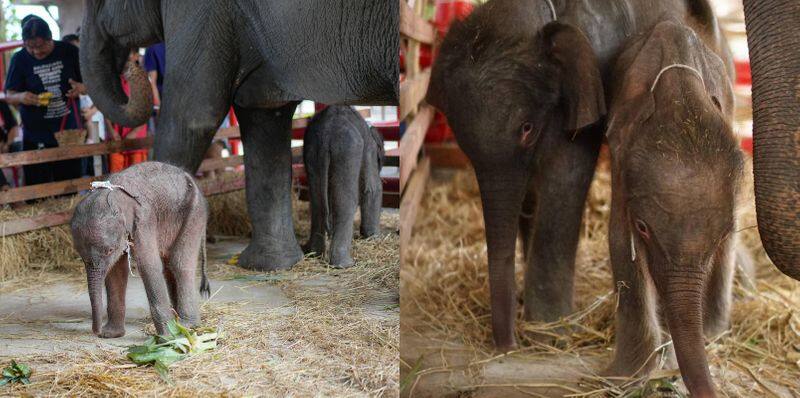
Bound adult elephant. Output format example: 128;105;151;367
742;0;800;278
80;0;398;271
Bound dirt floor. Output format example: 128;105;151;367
0;198;399;397
400;163;800;398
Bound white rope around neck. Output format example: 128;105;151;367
90;180;136;276
544;0;557;21
91;180;124;191
630;231;637;262
650;64;705;93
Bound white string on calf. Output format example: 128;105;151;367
545;0;557;21
650;64;705;93
92;180;137;276
91;181;125;191
630;230;637;262
125;239;136;277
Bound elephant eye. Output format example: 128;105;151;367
634;219;650;239
711;96;721;110
519;122;538;147
521;122;533;134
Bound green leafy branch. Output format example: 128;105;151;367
0;360;31;386
126;317;220;383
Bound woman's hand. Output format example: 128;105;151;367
82;105;98;120
1;126;18;154
67;79;86;98
11;92;41;106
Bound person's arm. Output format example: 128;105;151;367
67;45;85;98
4;126;20;150
4;52;39;106
4;90;39;106
148;70;161;108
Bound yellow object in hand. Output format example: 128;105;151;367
38;92;53;106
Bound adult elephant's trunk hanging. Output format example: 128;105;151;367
87;270;105;335
475;169;527;352
80;1;152;127
743;0;800;277
659;272;717;398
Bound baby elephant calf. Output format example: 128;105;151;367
303;105;384;267
604;20;745;397
71;161;209;338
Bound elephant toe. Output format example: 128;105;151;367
98;325;126;339
302;242;325;257
238;241;302;272
329;256;355;269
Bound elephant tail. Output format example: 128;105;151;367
322;154;331;234
200;231;210;298
192;176;210;299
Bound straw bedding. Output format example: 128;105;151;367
1;187;399;396
400;157;800;397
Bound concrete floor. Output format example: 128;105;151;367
0;279;292;357
0;236;395;358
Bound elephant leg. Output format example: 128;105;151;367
703;238;734;338
302;148;328;257
163;266;178;309
152;38;234;172
604;186;662;377
735;241;757;291
133;228;173;335
236;103;303;271
518;189;536;264
167;203;207;327
328;151;361;268
523;134;598;322
359;146;383;238
100;256;128;338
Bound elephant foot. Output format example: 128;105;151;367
495;341;518;354
523;297;573;324
98;323;126;339
329;246;355;268
238;240;302;272
519;324;571;347
329;255;355;269
176;311;200;329
601;355;658;380
359;227;381;239
302;238;326;258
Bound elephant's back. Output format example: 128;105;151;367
110;161;197;214
304;106;368;159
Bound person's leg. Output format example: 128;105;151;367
22;141;52;186
53;158;83;182
109;153;125;173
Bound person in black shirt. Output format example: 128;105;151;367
0;101;19;190
4;17;86;186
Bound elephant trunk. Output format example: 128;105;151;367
80;1;153;127
87;268;105;335
475;168;528;352
658;270;717;398
742;0;800;277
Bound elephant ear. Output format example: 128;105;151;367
542;22;607;134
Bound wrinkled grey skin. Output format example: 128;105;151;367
741;0;800;279
302;106;384;268
81;0;398;272
605;20;741;397
426;0;720;352
71;162;210;338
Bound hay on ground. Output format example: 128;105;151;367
1;193;399;396
401;159;800;397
